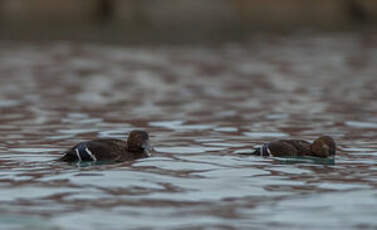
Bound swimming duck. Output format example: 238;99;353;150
59;130;152;162
250;136;336;158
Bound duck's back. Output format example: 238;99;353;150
267;139;311;157
60;138;128;162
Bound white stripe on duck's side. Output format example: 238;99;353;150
261;144;273;157
75;148;82;162
74;143;97;162
85;147;97;161
266;146;272;157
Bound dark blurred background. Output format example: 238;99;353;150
0;0;376;43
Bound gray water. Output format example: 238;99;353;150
0;33;377;229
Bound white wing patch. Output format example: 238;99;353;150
261;144;273;157
266;147;273;157
85;147;97;161
75;148;82;162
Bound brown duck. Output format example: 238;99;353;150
59;130;152;162
251;136;336;158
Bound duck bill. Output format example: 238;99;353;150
142;141;153;156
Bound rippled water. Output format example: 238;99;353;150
1;33;377;229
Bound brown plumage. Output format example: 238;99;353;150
252;136;336;158
58;130;152;162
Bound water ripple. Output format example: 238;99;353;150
1;34;377;229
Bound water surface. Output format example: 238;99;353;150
1;33;377;229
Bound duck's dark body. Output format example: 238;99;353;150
59;130;152;163
252;136;336;158
254;140;311;157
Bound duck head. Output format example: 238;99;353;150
310;136;336;158
127;130;153;156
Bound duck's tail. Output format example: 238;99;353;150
56;150;77;162
237;144;273;157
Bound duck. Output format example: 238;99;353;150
249;136;336;158
58;130;152;162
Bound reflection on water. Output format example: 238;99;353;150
1;33;377;229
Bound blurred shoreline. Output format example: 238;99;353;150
0;0;377;44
